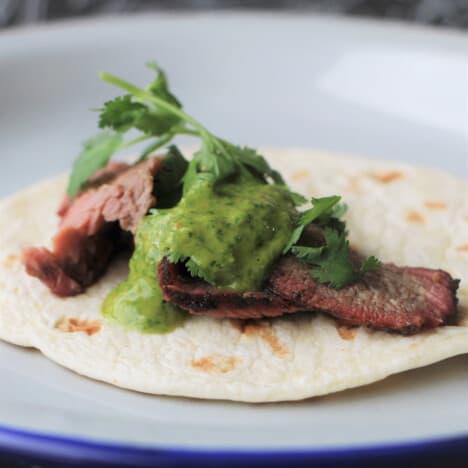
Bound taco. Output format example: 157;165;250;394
0;65;466;402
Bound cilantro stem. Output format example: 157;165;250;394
119;134;152;149
99;72;211;139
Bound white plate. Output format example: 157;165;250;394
0;13;467;466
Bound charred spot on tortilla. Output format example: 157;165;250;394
336;324;358;341
424;201;447;210
406;210;425;223
291;169;310;181
242;322;289;357
55;318;101;336
347;175;362;193
370;171;403;183
3;254;19;269
457;245;468;253
191;355;241;374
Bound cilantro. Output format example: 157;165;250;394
66;61;382;291
221;142;285;184
290;245;324;262
99;96;146;133
67;131;122;197
308;228;356;289
283;196;342;254
288;191;308;207
153;146;188;208
359;255;382;274
285;196;381;289
67;62;285;198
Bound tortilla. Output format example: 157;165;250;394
0;149;467;402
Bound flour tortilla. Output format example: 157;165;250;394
0;149;467;403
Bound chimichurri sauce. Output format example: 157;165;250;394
102;175;297;333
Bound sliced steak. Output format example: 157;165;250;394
269;256;459;333
159;254;458;333
158;258;303;318
57;161;130;218
22;157;163;297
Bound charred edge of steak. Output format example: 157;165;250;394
158;257;303;319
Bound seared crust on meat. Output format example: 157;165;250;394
158;258;303;319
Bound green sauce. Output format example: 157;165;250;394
102;174;297;333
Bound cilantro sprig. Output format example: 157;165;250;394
284;196;381;289
66;62;381;290
67;63;283;197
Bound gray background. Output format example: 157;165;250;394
1;0;468;29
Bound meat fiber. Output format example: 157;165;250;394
22;158;162;297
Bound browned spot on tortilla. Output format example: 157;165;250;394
291;169;310;181
336;324;357;341
230;319;244;332
244;323;289;357
370;171;402;183
456;245;468;252
191;355;241;374
55;318;101;336
347;176;362;193
459;287;468;297
424;201;447;210
407;211;425;223
465;215;468;222
3;254;18;269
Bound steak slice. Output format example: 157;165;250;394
158;258;303;319
22;157;163;297
159;254;458;333
57;161;130;218
269;256;459;333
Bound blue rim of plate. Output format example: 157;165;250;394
0;423;468;466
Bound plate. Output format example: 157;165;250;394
0;13;467;467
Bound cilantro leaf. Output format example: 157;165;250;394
301;196;342;225
360;256;381;274
192;139;238;182
296;228;381;289
99;95;146;133
223;143;285;184
146;62;181;108
308;228;357;289
185;258;205;279
153;146;188;208
285;195;381;288
288;191;308;206
99;64;182;136
67;131;122;197
290;245;324;262
283;196;342;253
142;62;182;135
166;253;207;282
